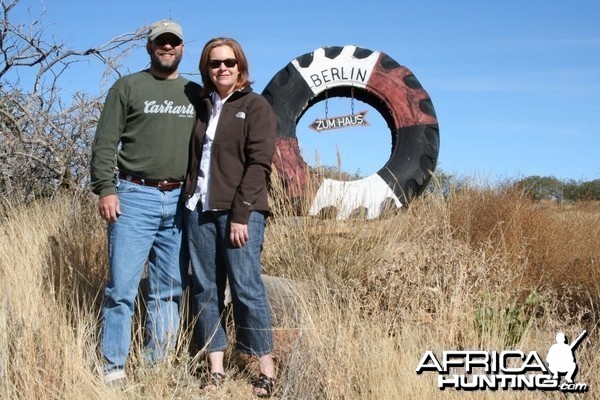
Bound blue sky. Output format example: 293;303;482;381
9;0;600;182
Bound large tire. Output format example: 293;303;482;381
262;45;439;219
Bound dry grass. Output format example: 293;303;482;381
0;177;599;399
448;186;600;313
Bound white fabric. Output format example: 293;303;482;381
186;91;233;211
308;174;402;220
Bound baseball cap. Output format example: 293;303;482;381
148;20;183;41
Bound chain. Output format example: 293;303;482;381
350;85;355;115
324;90;329;118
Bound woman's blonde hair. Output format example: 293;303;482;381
199;37;252;97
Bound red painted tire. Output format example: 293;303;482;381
262;45;439;218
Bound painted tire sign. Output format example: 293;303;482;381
262;45;439;219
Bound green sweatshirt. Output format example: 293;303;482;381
90;70;201;197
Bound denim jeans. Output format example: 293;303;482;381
101;179;187;373
185;209;274;356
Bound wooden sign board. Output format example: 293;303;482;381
309;110;370;132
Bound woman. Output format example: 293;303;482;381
183;37;277;398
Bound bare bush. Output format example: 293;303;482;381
0;0;146;201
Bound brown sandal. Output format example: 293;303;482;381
253;373;275;398
201;372;225;391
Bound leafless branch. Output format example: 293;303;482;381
0;0;147;200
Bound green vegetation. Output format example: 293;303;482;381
516;175;600;202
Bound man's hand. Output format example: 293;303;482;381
98;195;121;223
230;222;249;248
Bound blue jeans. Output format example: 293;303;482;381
101;179;187;373
185;209;274;356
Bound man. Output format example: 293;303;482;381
546;332;579;383
90;19;201;384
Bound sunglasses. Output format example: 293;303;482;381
208;58;238;69
153;36;182;47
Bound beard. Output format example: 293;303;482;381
150;51;183;74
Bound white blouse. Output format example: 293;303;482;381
185;91;233;212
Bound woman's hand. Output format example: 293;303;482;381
230;222;249;247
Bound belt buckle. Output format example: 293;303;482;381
157;180;180;191
157;180;168;190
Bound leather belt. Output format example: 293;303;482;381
118;172;182;191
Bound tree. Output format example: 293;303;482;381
571;179;600;201
0;0;147;200
515;175;564;201
424;169;472;199
562;179;579;202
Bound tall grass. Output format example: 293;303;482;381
0;177;598;399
